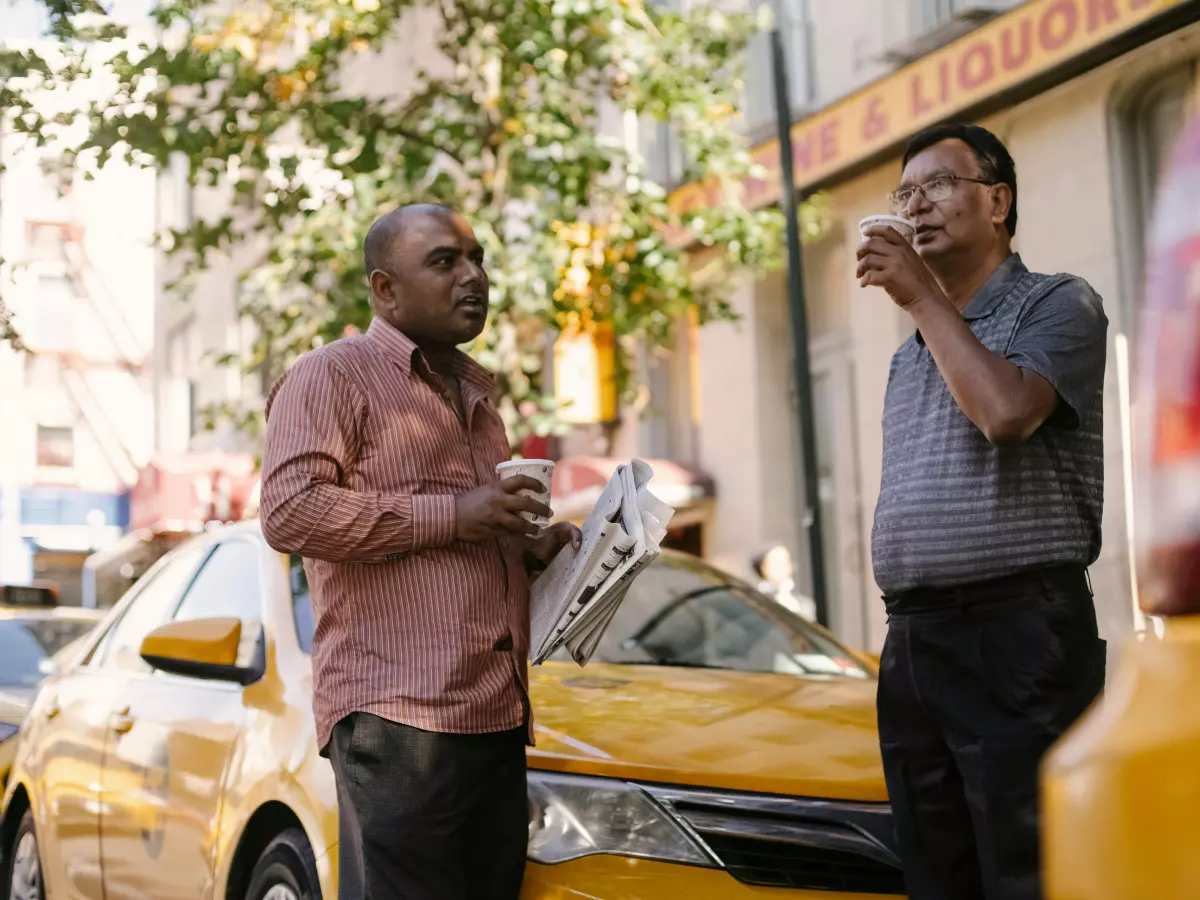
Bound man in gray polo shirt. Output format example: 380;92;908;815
856;123;1108;900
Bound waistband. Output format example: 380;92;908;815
883;564;1090;617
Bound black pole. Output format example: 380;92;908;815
769;27;829;627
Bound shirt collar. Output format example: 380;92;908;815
962;252;1026;320
366;315;496;393
916;252;1026;345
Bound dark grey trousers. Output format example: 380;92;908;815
327;712;528;900
877;565;1106;900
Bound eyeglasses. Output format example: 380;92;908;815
888;174;996;214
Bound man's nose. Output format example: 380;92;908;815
906;188;933;216
459;259;486;283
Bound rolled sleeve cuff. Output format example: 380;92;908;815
410;494;457;549
1007;354;1083;431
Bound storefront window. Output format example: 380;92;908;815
1114;63;1198;339
1129;68;1194;233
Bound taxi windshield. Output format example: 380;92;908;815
553;554;869;678
0;618;97;688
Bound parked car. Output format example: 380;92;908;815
0;588;104;791
1;521;901;900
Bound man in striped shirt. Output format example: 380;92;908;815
260;203;581;900
857;124;1108;900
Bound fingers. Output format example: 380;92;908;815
543;521;582;551
856;252;890;280
505;495;553;520
862;224;907;245
855;235;899;261
495;510;541;536
499;474;548;494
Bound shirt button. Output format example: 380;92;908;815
493;634;514;652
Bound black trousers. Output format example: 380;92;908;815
877;566;1107;900
328;712;528;900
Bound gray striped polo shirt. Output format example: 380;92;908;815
871;253;1108;595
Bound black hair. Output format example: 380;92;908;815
363;203;456;275
902;123;1018;237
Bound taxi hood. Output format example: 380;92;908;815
528;662;886;802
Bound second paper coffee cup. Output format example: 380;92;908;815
495;459;556;526
859;214;916;243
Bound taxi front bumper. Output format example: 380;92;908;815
523;856;904;899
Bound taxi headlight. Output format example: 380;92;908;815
526;770;714;867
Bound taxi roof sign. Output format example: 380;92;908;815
0;583;60;608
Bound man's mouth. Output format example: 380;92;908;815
914;224;941;244
457;294;488;314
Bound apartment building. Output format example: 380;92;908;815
667;0;1200;650
0;41;158;603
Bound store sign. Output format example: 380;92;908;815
553;323;617;424
668;0;1195;232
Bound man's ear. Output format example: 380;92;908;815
369;269;394;310
990;184;1013;229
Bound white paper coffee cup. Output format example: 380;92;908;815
495;459;556;527
859;214;916;243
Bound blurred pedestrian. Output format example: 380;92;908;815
859;124;1108;900
259;203;581;900
752;543;816;621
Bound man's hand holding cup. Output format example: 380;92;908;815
454;476;554;541
856;215;946;311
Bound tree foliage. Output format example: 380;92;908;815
1;0;825;445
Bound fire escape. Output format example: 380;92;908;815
24;220;147;488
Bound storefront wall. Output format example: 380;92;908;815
736;21;1200;651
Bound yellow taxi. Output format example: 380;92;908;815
1;521;902;900
0;586;104;791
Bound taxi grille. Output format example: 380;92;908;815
646;786;906;895
699;831;906;893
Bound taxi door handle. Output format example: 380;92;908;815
111;707;135;734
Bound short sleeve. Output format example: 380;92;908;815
1006;278;1109;430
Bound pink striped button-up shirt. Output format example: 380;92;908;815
260;316;531;753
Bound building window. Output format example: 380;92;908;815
1115;63;1198;333
641;120;686;189
1129;68;1194;232
33;273;74;351
913;0;1016;32
743;0;815;136
36;425;75;469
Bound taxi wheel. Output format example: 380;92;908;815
243;828;319;900
5;810;45;900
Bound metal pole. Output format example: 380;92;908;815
769;26;829;627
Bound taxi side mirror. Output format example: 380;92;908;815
140;617;260;685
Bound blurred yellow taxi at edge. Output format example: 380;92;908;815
1039;114;1200;900
1;521;903;900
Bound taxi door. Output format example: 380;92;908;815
98;536;262;900
30;543;210;900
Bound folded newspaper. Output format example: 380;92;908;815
530;459;675;666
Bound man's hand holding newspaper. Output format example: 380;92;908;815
530;459;675;666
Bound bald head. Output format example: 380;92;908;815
363;203;456;276
364;203;489;349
